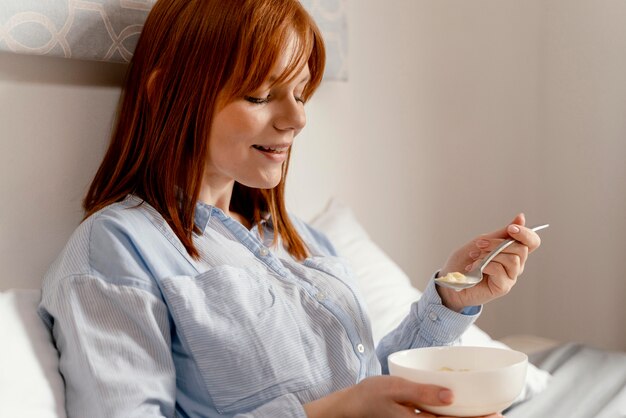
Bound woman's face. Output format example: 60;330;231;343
205;49;310;193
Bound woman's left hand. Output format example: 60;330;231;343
437;213;542;312
417;412;503;418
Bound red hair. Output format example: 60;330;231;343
83;0;325;260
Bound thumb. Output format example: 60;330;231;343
511;212;525;227
480;213;526;239
392;379;454;406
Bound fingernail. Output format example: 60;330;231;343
465;263;473;271
476;239;490;248
438;389;454;403
469;250;481;259
508;225;520;234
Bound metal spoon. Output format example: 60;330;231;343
435;224;550;291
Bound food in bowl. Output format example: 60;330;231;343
388;346;528;417
438;366;470;372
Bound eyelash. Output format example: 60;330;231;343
245;95;270;104
244;95;305;105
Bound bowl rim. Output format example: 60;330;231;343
388;345;528;373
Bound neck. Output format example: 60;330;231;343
198;180;251;229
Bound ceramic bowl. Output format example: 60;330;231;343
388;346;527;417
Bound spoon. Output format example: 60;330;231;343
434;224;550;291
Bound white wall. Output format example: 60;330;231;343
1;0;624;351
295;0;626;351
0;53;126;289
530;0;626;350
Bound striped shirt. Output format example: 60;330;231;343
39;195;478;418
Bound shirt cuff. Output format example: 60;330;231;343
414;278;481;345
432;270;481;316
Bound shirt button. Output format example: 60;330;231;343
356;343;365;354
428;312;439;321
259;246;269;257
316;292;326;301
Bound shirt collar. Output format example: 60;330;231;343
194;200;213;233
193;200;274;234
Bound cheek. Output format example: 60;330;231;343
214;104;266;140
208;114;262;167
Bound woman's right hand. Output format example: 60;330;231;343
303;375;504;418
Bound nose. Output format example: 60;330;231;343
274;97;306;133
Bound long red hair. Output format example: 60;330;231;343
83;0;325;260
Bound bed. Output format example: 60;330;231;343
1;1;625;417
507;343;626;417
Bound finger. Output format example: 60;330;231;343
478;247;528;270
469;249;482;260
472;253;521;280
506;224;542;253
476;212;526;240
482;262;517;294
505;241;529;267
391;379;454;407
512;212;526;227
474;241;528;271
488;252;522;280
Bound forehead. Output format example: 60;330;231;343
263;30;311;85
219;23;317;104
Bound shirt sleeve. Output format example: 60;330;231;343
39;275;177;418
375;278;481;374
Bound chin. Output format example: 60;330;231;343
240;175;282;190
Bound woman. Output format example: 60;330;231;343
39;0;541;417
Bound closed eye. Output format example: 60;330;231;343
244;95;270;105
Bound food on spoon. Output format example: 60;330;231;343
437;272;470;284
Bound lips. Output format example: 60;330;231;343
252;144;290;154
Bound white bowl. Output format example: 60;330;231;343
388;346;527;417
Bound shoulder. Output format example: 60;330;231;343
87;197;165;260
43;198;169;298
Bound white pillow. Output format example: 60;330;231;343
309;198;551;403
0;289;66;418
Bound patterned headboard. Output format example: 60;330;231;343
0;0;347;80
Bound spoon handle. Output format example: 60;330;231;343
478;224;550;272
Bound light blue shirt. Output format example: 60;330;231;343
39;195;479;418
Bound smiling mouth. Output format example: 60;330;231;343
252;144;290;154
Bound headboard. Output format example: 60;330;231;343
0;0;347;80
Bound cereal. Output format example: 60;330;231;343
437;272;470;284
